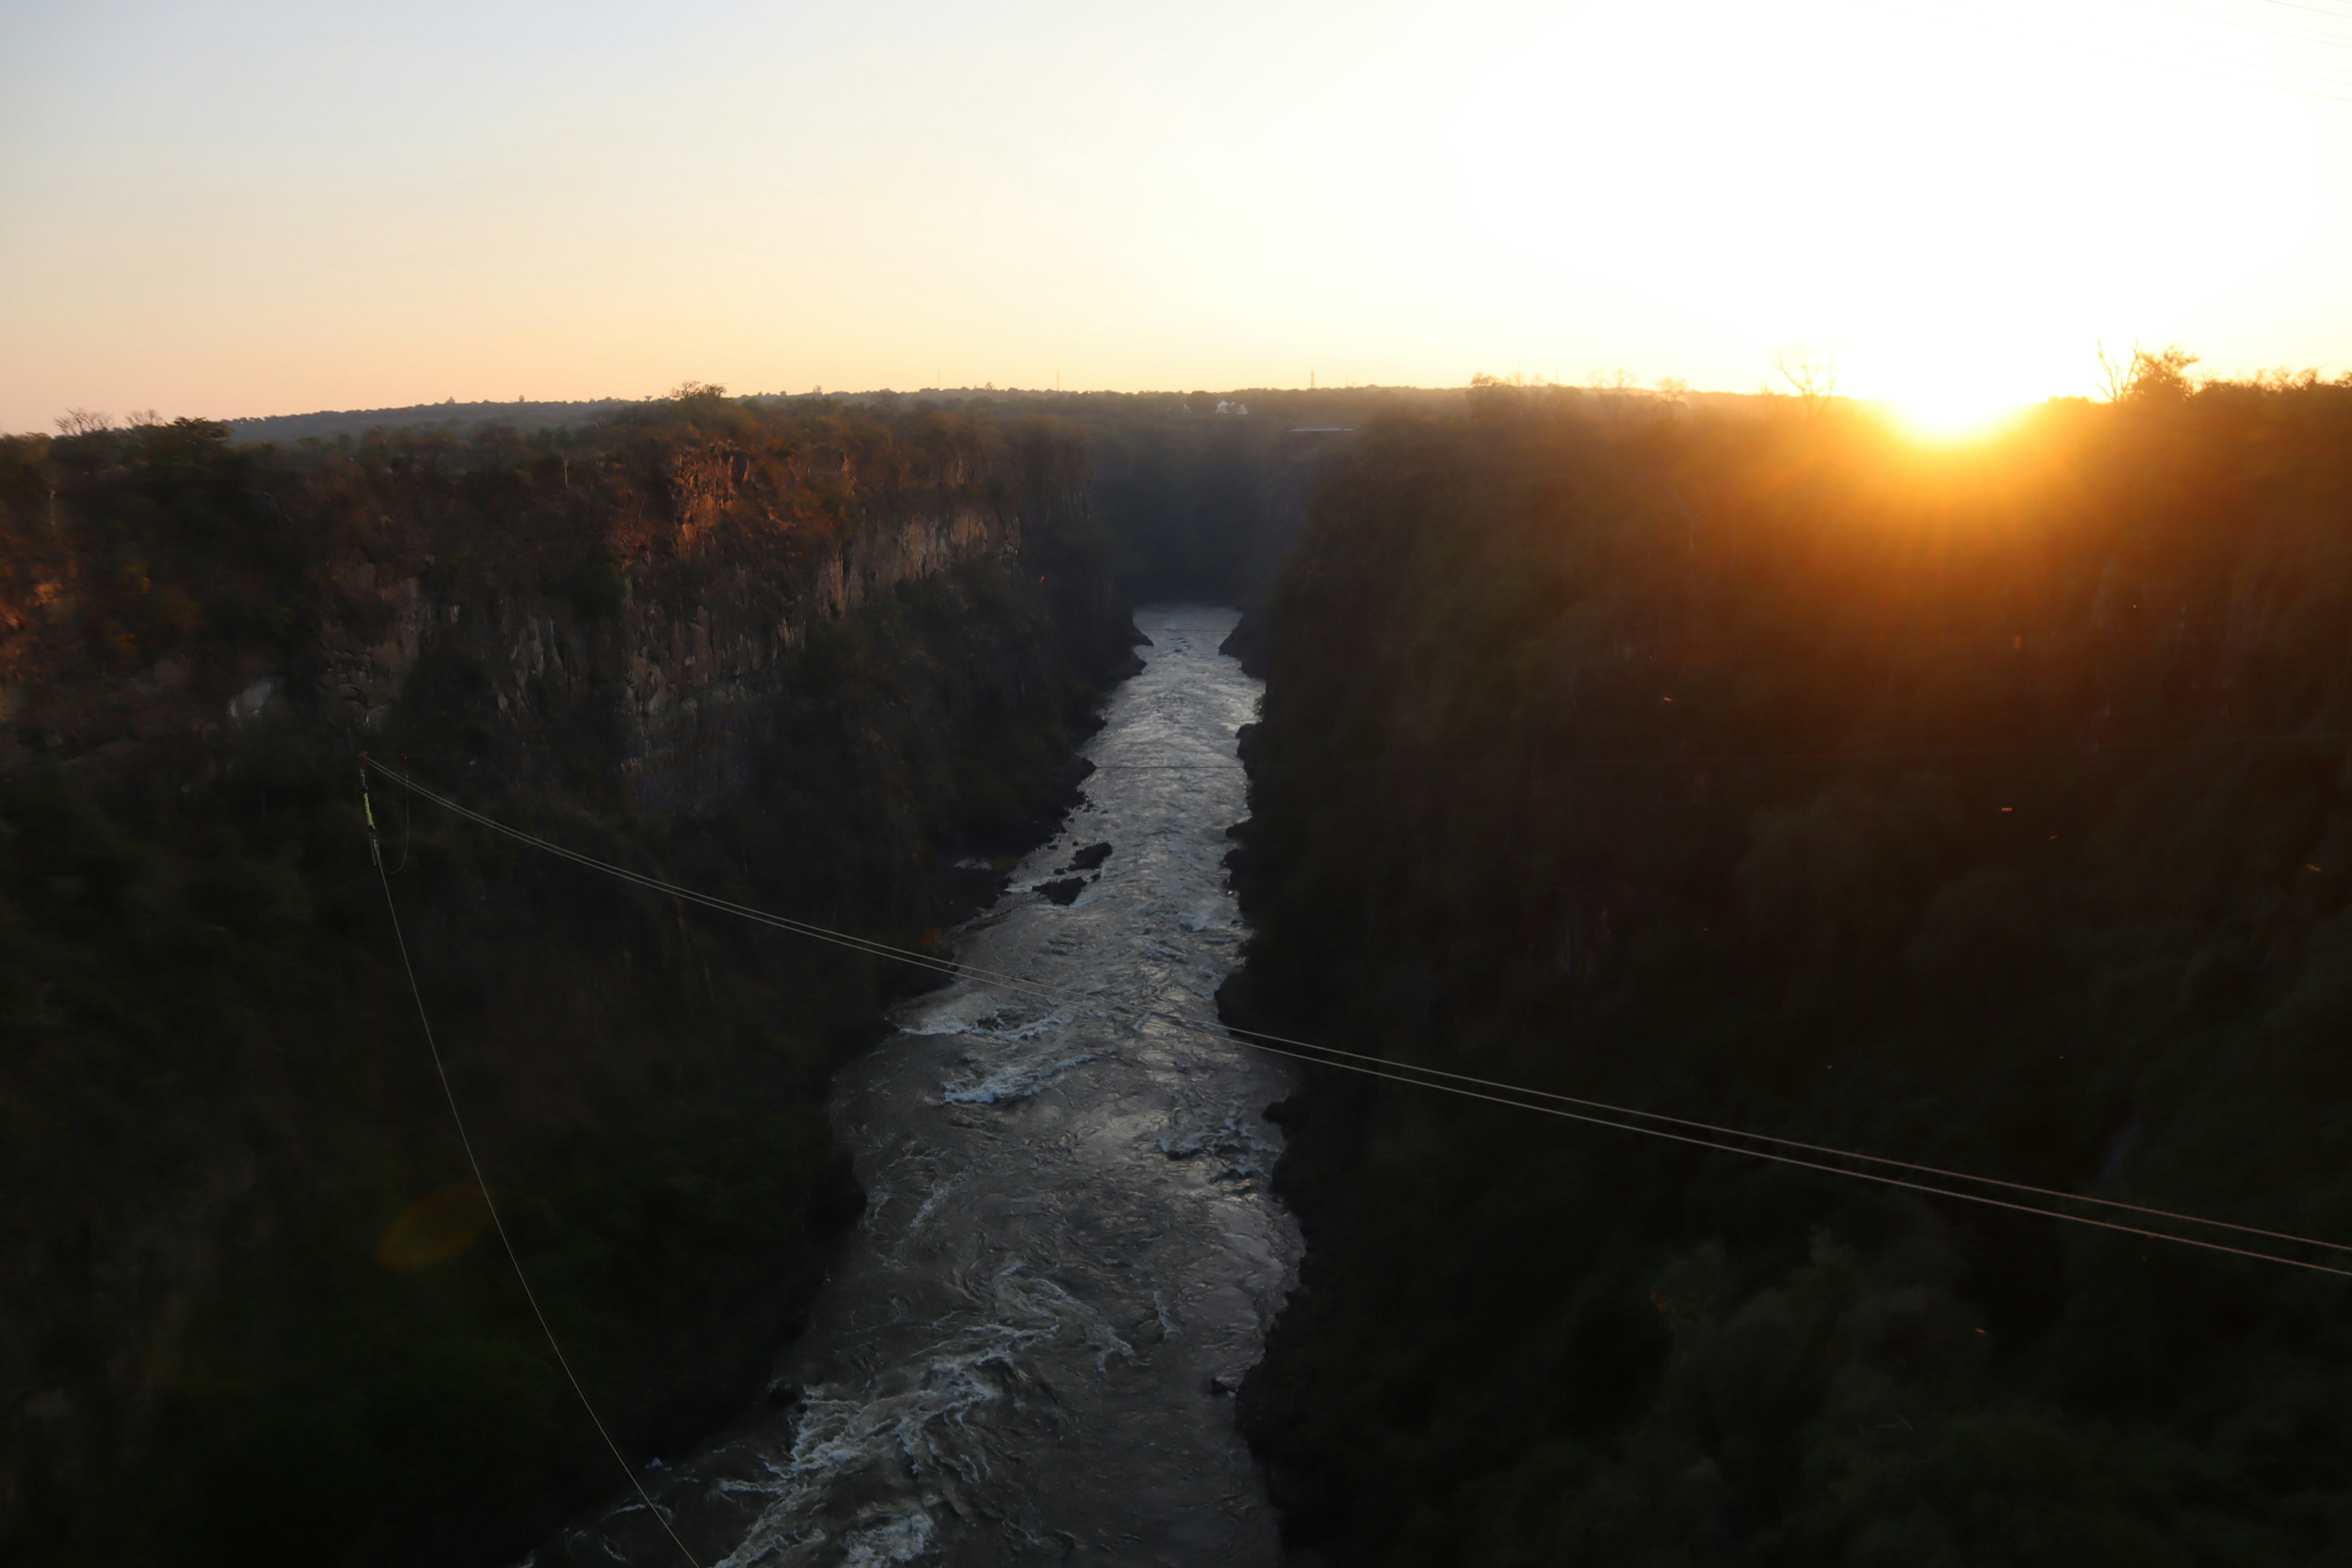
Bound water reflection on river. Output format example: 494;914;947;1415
539;604;1297;1567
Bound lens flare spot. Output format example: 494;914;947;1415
377;1182;493;1270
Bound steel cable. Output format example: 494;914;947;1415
360;767;703;1568
363;759;2352;1282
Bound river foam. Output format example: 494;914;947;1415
536;605;1297;1567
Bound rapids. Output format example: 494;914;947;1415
537;603;1298;1566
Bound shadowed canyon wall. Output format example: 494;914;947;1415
0;396;1137;1566
1227;379;2352;1567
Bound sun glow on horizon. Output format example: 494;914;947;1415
0;0;2345;426
1450;0;2324;412
1855;350;2054;442
1879;386;2038;445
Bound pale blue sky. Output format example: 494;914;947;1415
6;0;2350;430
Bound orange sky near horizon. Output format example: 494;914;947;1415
4;0;2349;434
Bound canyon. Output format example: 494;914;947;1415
0;399;1140;1564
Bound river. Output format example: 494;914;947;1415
537;603;1299;1567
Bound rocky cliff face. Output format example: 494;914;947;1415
0;399;1137;1567
6;404;1107;801
304;432;1074;813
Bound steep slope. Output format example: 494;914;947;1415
0;395;1137;1566
1227;381;2352;1565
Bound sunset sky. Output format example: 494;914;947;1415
5;0;2349;432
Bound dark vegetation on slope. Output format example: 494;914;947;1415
1225;372;2352;1565
0;396;1136;1566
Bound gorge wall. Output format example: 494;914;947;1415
1226;380;2352;1566
0;396;1138;1566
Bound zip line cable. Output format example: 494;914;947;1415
1082;727;2352;772
360;760;2352;1284
369;718;2352;778
362;759;2352;1270
388;753;413;875
359;766;703;1568
1199;1033;2352;1280
366;764;1083;1006
1210;1019;2352;1258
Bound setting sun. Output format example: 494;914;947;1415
1881;384;2038;442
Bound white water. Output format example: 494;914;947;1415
538;605;1298;1566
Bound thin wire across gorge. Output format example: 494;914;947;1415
360;766;703;1568
362;758;2352;1282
